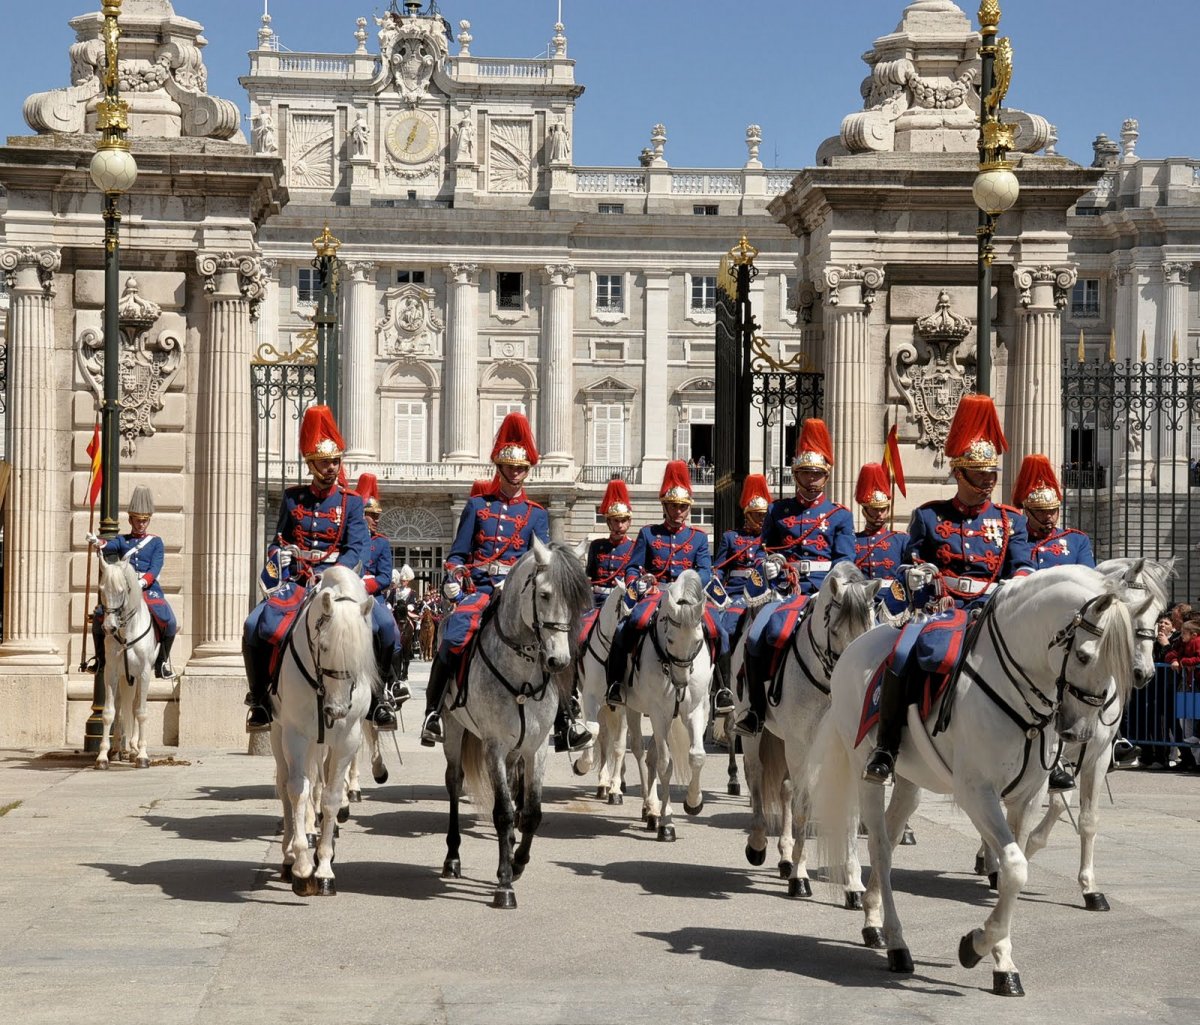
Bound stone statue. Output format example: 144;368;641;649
350;114;369;158
453;114;475;162
549;119;571;163
252;110;277;153
375;13;399;57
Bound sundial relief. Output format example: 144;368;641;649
76;279;183;457
890;290;975;467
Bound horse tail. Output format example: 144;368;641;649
812;712;859;899
460;732;494;806
758;730;790;837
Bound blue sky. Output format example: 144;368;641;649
1;1;1197;169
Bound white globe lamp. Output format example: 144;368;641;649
972;164;1019;216
90;146;138;195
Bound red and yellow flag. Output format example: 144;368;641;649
883;423;906;497
86;421;103;509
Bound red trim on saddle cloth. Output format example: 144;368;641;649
628;590;720;653
576;608;600;647
264;584;308;677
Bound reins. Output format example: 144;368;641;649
283;588;363;744
101;569;154;689
646;601;705;719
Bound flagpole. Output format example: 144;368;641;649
887;412;896;534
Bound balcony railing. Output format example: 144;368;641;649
688;465;715;485
578;465;641;484
1062;465;1107;490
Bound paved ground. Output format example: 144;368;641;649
1;660;1198;1024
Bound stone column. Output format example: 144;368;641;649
0;246;63;666
821;264;883;507
443;263;479;461
1008;265;1075;471
1157;260;1193;485
539;264;575;464
641;270;671;482
342;260;377;460
253;258;279;358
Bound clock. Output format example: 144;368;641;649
385;109;440;165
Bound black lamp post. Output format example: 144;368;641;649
972;0;1018;396
312;225;342;420
84;0;137;752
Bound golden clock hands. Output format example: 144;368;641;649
405;123;419;150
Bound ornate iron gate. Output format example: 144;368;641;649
1062;355;1200;601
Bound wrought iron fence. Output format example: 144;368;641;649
751;369;824;476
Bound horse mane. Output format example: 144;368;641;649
1097;556;1175;613
666;571;706;631
1099;584;1135;705
313;566;379;692
825;562;873;636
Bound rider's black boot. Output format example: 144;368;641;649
732;651;768;736
243;640;273;733
154;633;176;680
554;688;593;753
89;607;106;675
863;669;908;784
1047;758;1076;792
713;650;735;715
420;655;451;747
605;626;630;708
390;649;411;705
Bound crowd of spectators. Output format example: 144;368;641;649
1130;601;1200;771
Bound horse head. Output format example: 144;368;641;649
307;568;376;724
815;563;882;658
657;570;706;688
512;536;591;673
1097;556;1175;688
98;556;143;621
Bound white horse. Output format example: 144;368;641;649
815;565;1134;997
620;570;713;841
95;558;156;769
740;563;882;896
1017;557;1169;910
269;565;377;897
572;581;647;804
440;537;592;909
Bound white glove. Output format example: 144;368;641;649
277;549;293;570
763;559;781;581
86;533;105;550
442;579;461;601
634;576;651;597
140;579;149;590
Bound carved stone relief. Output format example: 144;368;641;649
489;119;534;193
289;114;335;188
376;283;444;359
374;12;449;103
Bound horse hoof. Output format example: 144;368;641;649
778;860;793;879
844;891;863;911
900;827;916;846
1084;891;1110;912
788;878;812;899
491;888;517;910
862;927;887;949
347;789;362;803
745;844;766;867
727;781;741;796
645;814;657;831
887;948;914;974
135;757;150;769
974;852;987;876
987;872;998;892
336;806;350;824
292;875;318;897
683;798;703;816
992;971;1024;997
333;824;340;839
94;760;109;771
607;792;623;806
314;878;336;897
596;786;607;800
441;859;461;880
280;863;293;883
657;824;676;843
958;931;983;969
372;767;388;785
571;761;588;777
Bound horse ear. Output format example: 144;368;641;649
1125;558;1146;585
1133;595;1155;620
319;589;336;614
572;538;588;563
867;578;885;600
359;597;374;619
828;574;843;599
533;535;551;565
1092;592;1117;615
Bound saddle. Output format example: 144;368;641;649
745;594;811;680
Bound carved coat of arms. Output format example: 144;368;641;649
374;12;448;102
377;283;444;358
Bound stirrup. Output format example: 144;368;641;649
156;659;174;680
371;703;398;732
713;687;735;715
731;710;763;737
1047;763;1075;793
246;706;272;733
420;711;443;747
389;681;411;706
862;749;894;785
556;720;593;753
605;683;625;709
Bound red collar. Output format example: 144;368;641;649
310;481;336;500
794;492;825;511
951;497;989;517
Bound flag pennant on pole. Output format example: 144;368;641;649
86;421;103;509
883;423;907;497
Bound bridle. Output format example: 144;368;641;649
284;589;363;744
647;599;706;717
101;563;153;687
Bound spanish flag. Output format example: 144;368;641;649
883;423;906;497
86;421;103;509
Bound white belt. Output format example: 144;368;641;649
483;561;513;577
729;569;753;579
942;574;995;596
593;584;613;594
793;559;832;575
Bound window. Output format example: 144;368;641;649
1072;278;1100;317
690;506;714;526
598;202;624;214
591;404;625;465
393;401;427;462
494;401;526;434
297;268;319;303
396;270;426;285
690;275;717;311
596;274;624;313
675;403;715;463
497;271;524;311
693;204;719;216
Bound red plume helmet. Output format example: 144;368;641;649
793;418;834;471
299;405;346;460
855;463;892;509
739;474;772;513
355;472;382;515
945;394;1007;469
491;411;539;467
659;460;694;505
1013;453;1062;510
598;479;632;518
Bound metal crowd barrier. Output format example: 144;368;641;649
1121;663;1200;758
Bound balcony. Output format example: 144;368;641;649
1062;465;1107;490
579;465;642;484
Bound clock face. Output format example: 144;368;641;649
385;110;439;165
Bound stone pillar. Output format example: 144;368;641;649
1008;265;1075;471
343;260;377;460
253;258;279;357
540;263;575;464
821;264;883;507
443;263;479;461
640;270;671;482
0;246;63;665
1157;260;1193;485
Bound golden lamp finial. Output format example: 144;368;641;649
313;224;342;258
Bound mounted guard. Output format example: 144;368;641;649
242;405;397;734
357;472;410;704
1013;454;1096;569
852;462;908;581
86;485;178;680
715;474;771;599
586;478;636;607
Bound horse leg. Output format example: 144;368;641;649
486;740;519;908
95;664;117;769
726;722;741;796
314;732;357;896
285;739;318;895
883;778;922;854
626;708;652;822
742;733;769;865
859;778;910;969
512;745;546;880
269;726;297;882
681;706;706;816
442;725;464;879
651;714;675;842
133;671;151;768
1075;742;1109;910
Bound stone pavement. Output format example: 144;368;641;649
1;660;1198;1025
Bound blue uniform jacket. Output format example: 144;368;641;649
624;523;712;589
446;488;550;595
758;494;856;594
714;527;764;597
262;483;368;589
106;532;177;634
1030;528;1096;570
586;535;635;606
854;529;910;581
362;529;393;601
